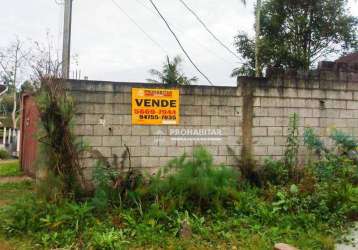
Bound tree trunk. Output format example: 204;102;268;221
12;89;17;129
12;45;19;129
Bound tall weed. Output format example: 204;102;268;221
91;158;144;212
36;77;87;200
262;113;300;185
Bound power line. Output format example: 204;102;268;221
149;0;214;86
110;0;168;55
134;0;237;67
178;0;241;61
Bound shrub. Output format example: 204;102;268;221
304;128;358;183
330;129;358;153
91;147;240;214
262;158;289;185
91;159;144;212
0;149;11;160
304;128;327;156
142;147;241;212
301;128;358;220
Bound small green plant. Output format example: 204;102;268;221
91;156;144;212
304;128;358;184
90;228;128;250
263;113;300;185
0;149;11;160
284;113;300;180
304;128;327;156
262;158;289;185
330;129;358;153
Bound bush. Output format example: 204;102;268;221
0;149;11;160
304;128;358;184
91;159;144;212
260;126;358;228
262;158;289;185
91;147;241;214
142;147;241;212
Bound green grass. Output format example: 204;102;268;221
0;181;34;207
0;182;34;249
0;145;354;249
0;160;34;249
0;160;21;177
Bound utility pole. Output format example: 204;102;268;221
255;0;261;77
62;0;73;79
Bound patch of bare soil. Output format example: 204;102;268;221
0;199;10;206
0;240;13;250
0;160;17;164
0;176;32;184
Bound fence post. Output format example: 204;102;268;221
17;130;20;157
8;128;12;145
3;127;6;146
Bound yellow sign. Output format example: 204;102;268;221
132;88;180;125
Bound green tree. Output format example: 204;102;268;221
233;0;358;77
148;56;198;85
238;0;263;77
21;80;37;93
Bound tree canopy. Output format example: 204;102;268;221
148;56;198;85
233;0;358;77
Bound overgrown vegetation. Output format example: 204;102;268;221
0;114;357;249
263;113;300;185
0;181;34;206
0;149;11;160
36;77;86;201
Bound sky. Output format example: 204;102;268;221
0;0;357;86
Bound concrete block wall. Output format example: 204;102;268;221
67;81;243;175
66;61;358;176
243;63;358;163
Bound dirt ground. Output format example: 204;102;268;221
0;240;12;250
0;176;32;184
